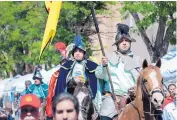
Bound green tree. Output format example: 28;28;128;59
0;2;48;77
0;1;112;78
121;1;176;62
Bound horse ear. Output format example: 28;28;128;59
142;59;148;69
156;58;161;68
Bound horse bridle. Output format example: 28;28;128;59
141;78;164;115
141;78;164;98
131;77;164;120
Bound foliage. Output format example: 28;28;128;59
0;1;111;78
0;2;47;77
120;1;176;62
121;1;176;44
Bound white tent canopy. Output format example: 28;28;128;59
0;65;61;96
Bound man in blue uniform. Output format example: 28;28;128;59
55;35;98;99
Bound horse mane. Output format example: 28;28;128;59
136;75;141;87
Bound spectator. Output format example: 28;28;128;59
13;92;21;120
21;80;32;96
4;102;13;120
162;93;177;120
52;92;79;120
164;90;170;98
20;94;40;120
162;84;176;109
0;107;8;120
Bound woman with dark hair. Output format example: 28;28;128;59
52;92;79;120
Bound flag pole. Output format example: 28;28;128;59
90;6;119;112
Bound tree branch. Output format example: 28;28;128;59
130;12;154;57
154;16;166;49
162;19;175;55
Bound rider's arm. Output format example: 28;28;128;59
95;64;108;80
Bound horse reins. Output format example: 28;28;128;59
130;102;144;120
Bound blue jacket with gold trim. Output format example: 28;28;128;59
55;59;98;99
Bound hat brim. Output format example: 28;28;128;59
33;77;43;80
20;104;39;109
72;46;86;52
72;46;86;56
112;36;136;46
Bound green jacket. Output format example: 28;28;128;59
95;51;142;95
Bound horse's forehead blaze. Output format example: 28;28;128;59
149;70;159;89
143;67;162;89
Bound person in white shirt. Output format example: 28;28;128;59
162;93;177;120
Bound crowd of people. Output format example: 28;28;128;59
0;23;176;120
162;84;177;120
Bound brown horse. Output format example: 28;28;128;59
119;59;164;120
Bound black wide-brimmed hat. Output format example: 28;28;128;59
113;23;136;46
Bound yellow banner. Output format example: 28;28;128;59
39;1;62;61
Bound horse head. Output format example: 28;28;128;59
74;83;94;120
140;59;164;110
